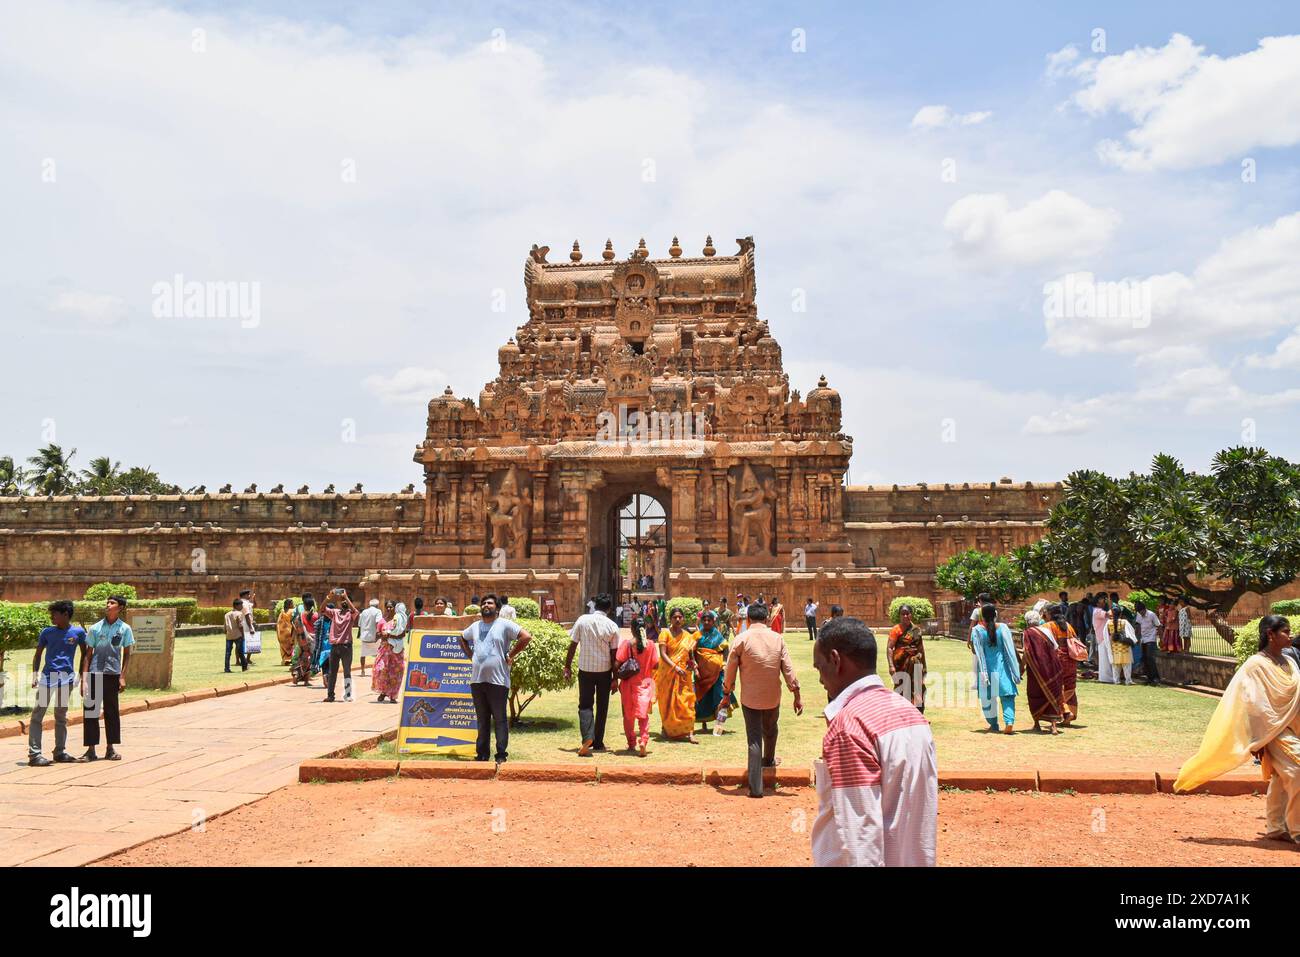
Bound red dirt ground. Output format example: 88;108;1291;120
98;778;1300;867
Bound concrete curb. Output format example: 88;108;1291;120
294;755;1273;796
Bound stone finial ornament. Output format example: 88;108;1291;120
703;235;716;257
669;236;682;258
570;240;582;262
602;239;615;261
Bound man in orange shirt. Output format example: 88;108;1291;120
722;603;803;798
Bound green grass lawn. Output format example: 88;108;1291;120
1;633;295;726
372;634;1221;771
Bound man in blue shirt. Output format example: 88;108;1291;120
79;595;135;761
28;600;85;766
457;594;532;763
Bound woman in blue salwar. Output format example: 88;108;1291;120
971;603;1020;734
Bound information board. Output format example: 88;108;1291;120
132;615;168;654
396;626;477;755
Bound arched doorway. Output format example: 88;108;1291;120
610;492;669;609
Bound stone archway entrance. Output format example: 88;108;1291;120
611;493;669;609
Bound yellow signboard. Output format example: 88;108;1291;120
396;625;477;756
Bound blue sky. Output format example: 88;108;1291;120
2;0;1299;490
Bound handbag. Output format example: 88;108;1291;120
243;630;263;655
1066;634;1088;661
615;651;640;680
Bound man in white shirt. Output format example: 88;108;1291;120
1133;600;1162;686
499;596;517;621
810;616;936;866
804;598;819;641
357;598;383;677
564;593;620;756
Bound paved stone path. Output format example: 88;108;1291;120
0;673;392;866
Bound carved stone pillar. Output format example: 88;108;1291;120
669;464;703;565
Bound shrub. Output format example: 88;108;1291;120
1233;615;1300;669
190;605;272;626
508;618;574;723
507;596;540;618
0;601;51;654
1126;589;1164;610
666;596;704;622
888;597;934;624
463;604;480;617
1270;599;1300;615
84;582;138;603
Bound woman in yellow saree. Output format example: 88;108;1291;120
276;599;296;665
656;608;698;742
1176;615;1300;842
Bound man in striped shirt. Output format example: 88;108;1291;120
810;616;937;866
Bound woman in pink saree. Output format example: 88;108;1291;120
617;617;660;756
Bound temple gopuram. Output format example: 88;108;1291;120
385;234;895;613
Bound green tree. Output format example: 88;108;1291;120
1017;448;1300;647
80;456;123;494
508;618;574;724
26;444;77;495
0;456;26;495
117;466;170;495
935;548;1056;604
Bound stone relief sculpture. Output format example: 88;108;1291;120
730;463;776;556
486;464;529;557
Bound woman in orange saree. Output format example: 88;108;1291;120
1047;611;1079;724
656;608;698;741
887;604;927;712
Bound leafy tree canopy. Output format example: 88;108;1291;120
935;549;1058;604
1016;447;1300;642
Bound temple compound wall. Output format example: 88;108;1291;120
3;237;1293;623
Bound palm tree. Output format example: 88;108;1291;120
80;456;123;495
25;444;78;496
0;456;27;495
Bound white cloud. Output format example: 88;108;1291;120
1045;45;1082;81
944;190;1119;268
48;289;127;324
910;105;992;129
1044;211;1300;354
1056;33;1300;170
363;367;448;406
1023;411;1091;436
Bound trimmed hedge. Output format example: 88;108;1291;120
0;601;51;654
1233;614;1300;668
191;605;272;626
1269;599;1300;615
462;604;480;617
666;596;704;622
506;596;540;618
888;596;935;624
84;582;139;603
